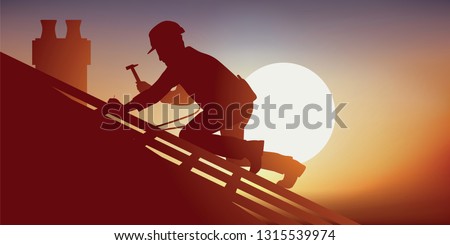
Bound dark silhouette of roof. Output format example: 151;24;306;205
0;52;357;225
0;52;260;224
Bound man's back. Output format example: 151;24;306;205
127;20;264;174
172;47;256;107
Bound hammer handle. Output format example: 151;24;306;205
130;68;142;83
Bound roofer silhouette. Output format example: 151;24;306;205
124;21;264;173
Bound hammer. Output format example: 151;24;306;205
125;64;142;83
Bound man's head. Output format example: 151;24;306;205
147;21;185;65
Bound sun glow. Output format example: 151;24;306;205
245;63;335;164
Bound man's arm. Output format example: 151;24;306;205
160;85;194;105
125;69;178;111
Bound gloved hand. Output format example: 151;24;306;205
107;97;122;104
136;81;151;92
104;97;143;114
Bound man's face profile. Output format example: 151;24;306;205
153;36;183;66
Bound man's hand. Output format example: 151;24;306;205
136;81;151;93
107;97;122;104
105;97;143;113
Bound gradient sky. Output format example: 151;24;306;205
2;0;450;223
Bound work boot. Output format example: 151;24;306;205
246;140;264;173
277;159;306;189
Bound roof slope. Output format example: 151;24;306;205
0;52;261;224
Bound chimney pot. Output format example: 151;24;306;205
66;20;82;39
40;20;57;39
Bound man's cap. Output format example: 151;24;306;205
147;21;185;54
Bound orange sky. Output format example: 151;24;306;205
1;0;450;223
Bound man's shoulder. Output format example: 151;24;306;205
186;46;213;58
186;46;205;56
185;46;220;65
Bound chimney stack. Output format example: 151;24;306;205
32;19;91;95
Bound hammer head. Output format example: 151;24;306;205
126;64;138;70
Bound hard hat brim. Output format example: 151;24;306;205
147;47;155;54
